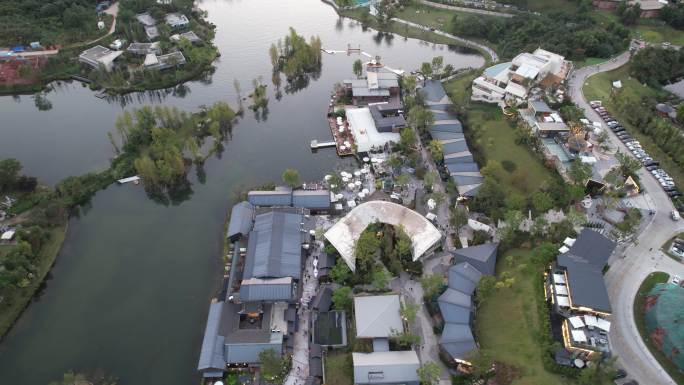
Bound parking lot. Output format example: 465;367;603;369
589;101;682;200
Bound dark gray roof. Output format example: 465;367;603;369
445;162;480;174
448;262;482;295
310;343;322;358
225;342;282;364
243;211;303;279
430;131;464;141
369;104;407;132
317;253;335;269
561;228;616;268
452;175;484;187
438;288;472;309
292;190;331;210
310;357;323;377
198;302;226;372
248;190;292;206
227;201;254;240
430;123;463;133
442;141;469;155
239;278;294;302
438;301;472;324
439;323;477;360
557;229;616;313
452;243;498;276
312;286;333;312
443;154;475;164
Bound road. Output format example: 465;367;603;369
390;18;499;63
85;2;120;46
419;0;514;18
569;48;684;385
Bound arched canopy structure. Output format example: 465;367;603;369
324;200;442;271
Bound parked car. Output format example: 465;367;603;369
613;369;628;380
646;165;659;171
673;275;681;285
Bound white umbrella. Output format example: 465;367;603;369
340;145;346;150
309;230;316;236
336;193;344;199
371;158;378;163
344;140;351;147
339;127;344;133
313;268;319;278
362;188;369;194
313;258;318;267
347;183;355;190
358;192;365;198
355;180;362;186
324;174;332;181
354;171;362;177
375;158;384;163
342;176;349;182
363;157;370;162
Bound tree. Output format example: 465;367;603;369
330;259;350;284
470;177;506;219
616;151;641;177
407;105;434;133
423;171;438;191
391;329;421;347
356;230;380;274
417;362;441;385
372;266;390;289
431;56;444;77
353;59;363;78
395;227;412;259
531;191;553;214
475;275;496;305
451;205;468;234
259;348;287;384
532;216;548;238
332;286;352;312
0;158;22;192
402;75;417;97
420;274;444;299
282;168;300;188
568;159;592;185
427;140;443;162
467;350;494;381
398;127;417;154
400;301;419;325
420;62;432;81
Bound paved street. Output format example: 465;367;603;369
418;0;514;18
569;49;684;385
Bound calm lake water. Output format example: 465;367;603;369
0;1;483;384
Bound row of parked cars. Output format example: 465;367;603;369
590;101;682;199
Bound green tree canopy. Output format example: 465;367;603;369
282;168;300;188
259;348;287;384
332;286;353;312
416;362;441;385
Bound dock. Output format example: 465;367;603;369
310;140;337;149
117;176;141;184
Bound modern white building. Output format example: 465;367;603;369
78;45;123;71
165;13;190;28
346;107;400;153
472;48;571;104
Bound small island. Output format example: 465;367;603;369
0;0;218;95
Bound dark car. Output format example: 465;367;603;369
646;165;659;171
668;191;682;198
613;369;627;380
613;128;625;133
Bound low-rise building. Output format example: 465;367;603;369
165;12;190;28
546;229;616;361
472;48;571;104
144;51;187;70
520;100;569;138
78;45;123;71
343;60;400;105
352;351;420;385
127;42;161;56
135;12;156;27
171;31;203;44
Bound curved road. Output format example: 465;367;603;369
419;0;514;18
390;18;499;63
569;50;684;385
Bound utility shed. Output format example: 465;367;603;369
227;201;254;241
243;211;303;280
352;351;420;385
451;243;498;276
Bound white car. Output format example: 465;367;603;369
673;275;681;285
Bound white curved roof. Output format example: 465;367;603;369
324;200;442;271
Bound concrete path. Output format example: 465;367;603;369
284;244;320;385
419;0;514;18
569;46;684;385
85;2;120;46
390;18;498;63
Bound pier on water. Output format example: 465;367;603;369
310;140;337;149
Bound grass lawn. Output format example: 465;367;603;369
583;65;684;189
475;249;572;385
590;9;684;46
0;224;67;338
443;69;480;107
503;0;576;13
324;351;353;385
632;272;684;384
661;234;684;262
460;104;559;196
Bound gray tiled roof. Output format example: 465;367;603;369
239;278;294;302
438;301;472;324
243;211;303;279
292;190;331;210
197;302;226;371
227;201;254;240
438;288;472;309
